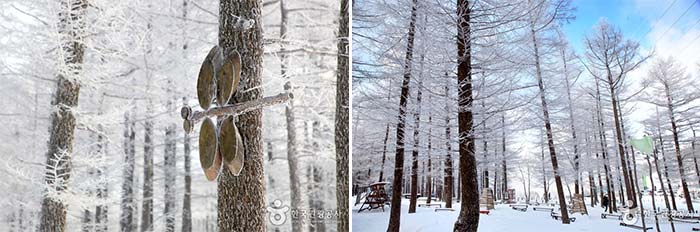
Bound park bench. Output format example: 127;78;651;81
418;203;442;208
435;208;456;212
601;213;622;220
511;205;528;212
550;211;575;222
479;210;490;215
532;207;554;212
620;222;652;230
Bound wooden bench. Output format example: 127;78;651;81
670;218;700;224
620;222;652;230
601;213;622;220
418;203;442;208
480;210;490;215
435;208;456;212
532;207;554;212
511;205;528;212
550;211;575;222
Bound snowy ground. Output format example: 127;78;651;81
352;196;700;231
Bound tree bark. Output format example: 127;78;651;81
182;100;193;232
387;1;418;230
279;1;304;230
217;1;266;231
40;0;87;231
121;111;136;232
181;1;192;231
664;83;694;212
408;77;423;214
336;0;350;231
594;78;614;213
444;82;454;209
453;1;480;231
531;20;569;223
426;112;433;204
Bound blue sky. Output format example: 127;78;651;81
563;0;700;56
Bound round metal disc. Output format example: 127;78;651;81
197;46;220;110
199;117;220;181
219;116;244;176
216;51;241;106
183;119;193;134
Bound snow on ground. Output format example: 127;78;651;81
352;196;700;231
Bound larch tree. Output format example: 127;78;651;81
387;0;419;230
336;1;350;231
583;19;649;208
643;56;699;212
39;0;88;231
217;0;267;230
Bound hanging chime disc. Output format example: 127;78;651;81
219;115;244;176
199;117;221;181
216;51;241;106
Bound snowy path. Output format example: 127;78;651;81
352;197;699;231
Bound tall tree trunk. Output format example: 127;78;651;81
180;1;192;232
408;76;423;214
182;99;193;232
40;0;87;230
336;0;350;231
387;0;418;230
141;112;154;232
594;78;614;213
279;1;304;230
163;119;177;231
645;155;661;232
540;131;549;203
95;95;108;232
426;112;433;204
531;21;569;223
561;51;580;195
605;71;635;207
657;120;678;211
444;83;454;209
121;111;136;232
379;124;390;182
629;146;648;230
453;0;480;231
664;84;694;211
217;1;266;231
141;13;155;232
501;114;507;201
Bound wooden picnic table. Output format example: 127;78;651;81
358;182;389;213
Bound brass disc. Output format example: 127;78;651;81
183;119;193;134
216;51;241;106
219;116;244;176
199;117;221;181
197;46;220;110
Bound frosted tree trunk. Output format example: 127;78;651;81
39;0;87;230
408;77;423;214
217;0;266;231
530;21;569;224
606;76;635;207
453;0;480;231
121;111;136;232
387;0;418;230
336;0;350;231
279;1;303;230
181;1;192;231
444;82;454;209
141;15;155;232
501;115;507;200
594;78;614;213
164;105;177;231
561;48;580;195
664;83;694;211
426;112;432;205
95;95;108;232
